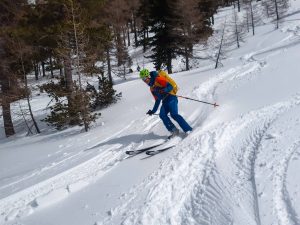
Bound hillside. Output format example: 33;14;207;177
1;1;300;225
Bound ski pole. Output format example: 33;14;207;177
176;95;219;107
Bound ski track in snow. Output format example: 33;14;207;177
187;56;265;131
273;140;300;225
0;114;162;222
103;94;300;225
254;105;300;225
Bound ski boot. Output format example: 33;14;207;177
168;128;179;139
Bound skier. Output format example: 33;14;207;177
139;68;192;138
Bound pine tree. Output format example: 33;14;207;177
197;0;219;25
88;73;121;110
171;0;213;71
103;0;132;78
35;0;92;131
12;38;41;135
243;0;263;36
24;1;65;80
78;0;113;84
0;0;28;137
236;0;241;12
37;0;119;131
40;77;97;130
264;0;289;29
125;0;140;47
136;0;151;54
228;7;247;48
141;0;178;73
214;19;227;69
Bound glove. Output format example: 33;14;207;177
146;110;154;115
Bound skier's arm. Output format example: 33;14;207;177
149;89;162;114
151;99;161;113
163;82;173;93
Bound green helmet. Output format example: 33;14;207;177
139;68;150;79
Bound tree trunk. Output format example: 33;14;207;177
122;27;126;47
127;24;130;47
42;61;46;77
123;65;126;80
18;102;33;135
130;19;134;31
250;1;255;35
167;52;172;74
34;62;39;80
64;57;73;91
246;11;250;32
133;15;138;46
266;4;269;17
49;56;54;78
63;56;77;125
38;62;42;77
19;45;41;134
25;75;40;134
185;47;189;71
59;60;63;78
215;20;226;69
143;30;147;53
234;10;240;48
2;101;15;137
274;0;279;29
116;30;123;66
1;74;15;137
106;48;113;85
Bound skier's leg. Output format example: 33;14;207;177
169;98;192;133
159;104;176;132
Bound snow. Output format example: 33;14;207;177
34;188;69;208
1;1;300;224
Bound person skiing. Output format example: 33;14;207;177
139;68;192;138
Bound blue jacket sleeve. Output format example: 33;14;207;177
148;76;155;87
163;82;173;93
151;99;161;113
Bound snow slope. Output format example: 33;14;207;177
1;1;300;225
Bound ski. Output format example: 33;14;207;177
126;132;190;156
144;132;191;156
125;143;164;155
145;145;175;156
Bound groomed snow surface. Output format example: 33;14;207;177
1;1;300;225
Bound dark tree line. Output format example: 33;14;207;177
0;0;290;137
137;0;220;73
0;0;117;136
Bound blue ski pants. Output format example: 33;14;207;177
159;96;192;133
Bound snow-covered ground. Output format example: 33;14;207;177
1;1;300;225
